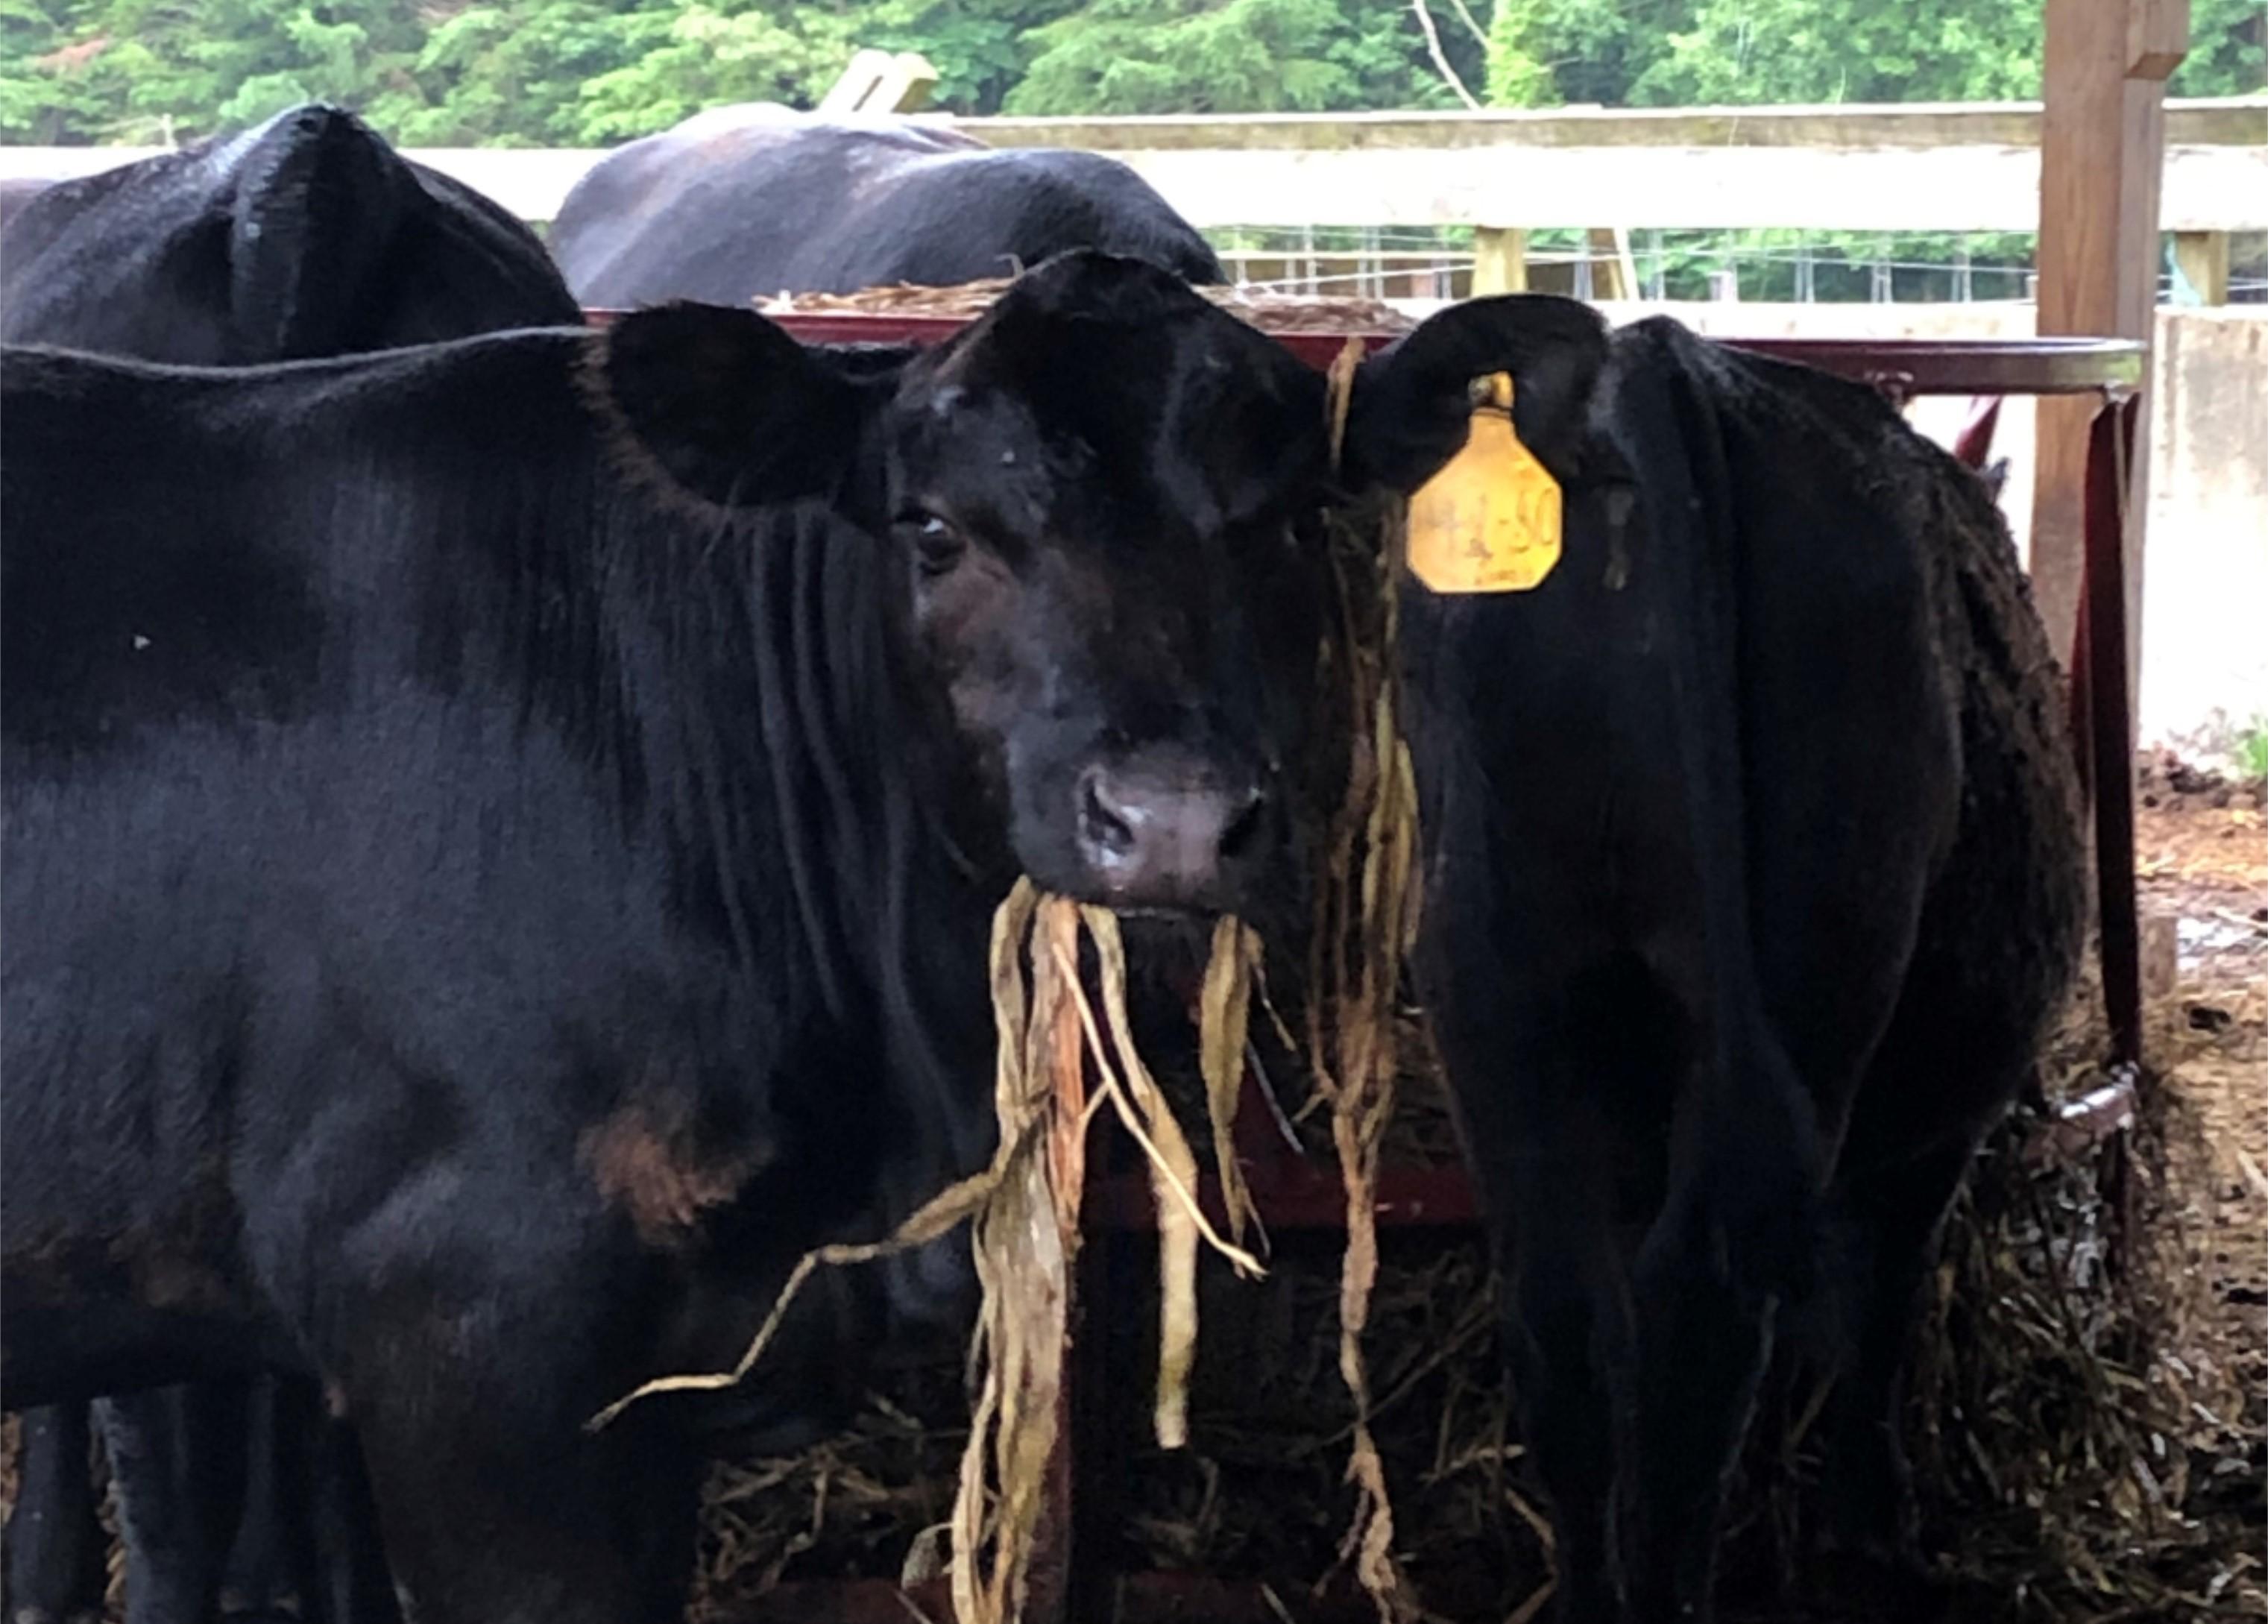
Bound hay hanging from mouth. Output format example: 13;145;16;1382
1308;339;1425;1624
588;881;1267;1624
948;887;1268;1624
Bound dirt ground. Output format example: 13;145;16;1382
3;758;2261;1623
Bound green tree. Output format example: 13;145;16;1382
2178;0;2267;96
1627;0;2040;104
1488;0;1689;107
0;0;2256;148
1008;0;1471;114
1009;0;1355;113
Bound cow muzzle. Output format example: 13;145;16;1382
1071;755;1270;914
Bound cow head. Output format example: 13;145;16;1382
591;253;1344;922
0;103;579;362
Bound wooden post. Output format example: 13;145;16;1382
1472;226;1528;293
2032;0;2187;687
1584;226;1637;299
2173;229;2231;303
816;48;939;115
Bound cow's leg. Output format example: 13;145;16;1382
1499;1169;1632;1623
3;1403;107;1624
353;1398;698;1624
218;1373;315;1624
1626;1195;1779;1623
102;1382;254;1624
1814;1131;1981;1573
1429;974;1635;1622
320;1221;701;1624
294;1388;398;1624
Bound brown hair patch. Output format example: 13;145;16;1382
579;1096;763;1249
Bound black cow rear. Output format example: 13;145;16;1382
1346;302;2085;1622
550;106;1223;306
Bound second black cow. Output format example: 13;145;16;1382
1350;300;2085;1622
549;105;1224;306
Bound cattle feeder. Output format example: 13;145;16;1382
581;303;2149;1624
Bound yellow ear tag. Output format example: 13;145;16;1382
1405;371;1562;594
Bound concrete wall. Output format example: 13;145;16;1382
1467;300;2265;762
2142;310;2268;762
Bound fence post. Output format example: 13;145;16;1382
2173;230;2231;303
817;48;939;114
2033;0;2187;685
1584;226;1637;298
1472;227;1528;294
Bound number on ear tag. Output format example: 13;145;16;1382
1405;371;1562;594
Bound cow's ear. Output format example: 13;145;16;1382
227;104;415;359
1344;295;1610;494
587;303;896;516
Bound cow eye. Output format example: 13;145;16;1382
901;512;967;576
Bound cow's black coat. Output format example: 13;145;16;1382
549;106;1223;306
1346;300;2086;1623
0;103;579;359
1;101;580;1624
2;254;1363;1623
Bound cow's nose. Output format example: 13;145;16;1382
1075;762;1269;910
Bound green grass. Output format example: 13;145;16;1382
2236;717;2268;783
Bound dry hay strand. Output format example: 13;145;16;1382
1719;969;2267;1624
593;880;1266;1624
1295;339;1426;1624
1905;1033;2264;1621
1114;1234;1546;1619
756;277;1417;336
687;1383;967;1621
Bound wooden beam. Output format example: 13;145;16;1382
913;143;2264;231
956;96;2265;152
2173;229;2231;303
2032;0;2187;717
1471;227;1528;293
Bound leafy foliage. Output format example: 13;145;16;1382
1;0;2258;145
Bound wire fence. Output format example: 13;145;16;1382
1207;226;2268;305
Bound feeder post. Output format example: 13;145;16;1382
1471;227;1528;294
2031;0;2187;693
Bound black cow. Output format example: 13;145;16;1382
1;102;579;359
0;175;54;241
549;105;1223;306
0;253;1490;1623
1;101;577;1624
1346;300;2085;1621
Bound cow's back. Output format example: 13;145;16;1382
0;105;579;361
551;111;1220;304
